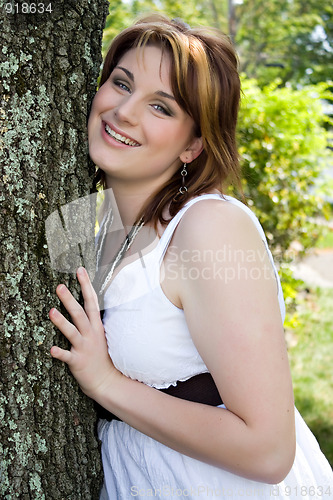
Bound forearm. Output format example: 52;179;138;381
94;373;294;484
49;269;294;484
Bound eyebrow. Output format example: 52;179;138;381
117;66;134;81
155;90;176;101
116;66;176;102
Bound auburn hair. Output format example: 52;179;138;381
94;14;241;226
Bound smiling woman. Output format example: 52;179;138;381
50;14;333;500
92;15;241;226
88;44;202;195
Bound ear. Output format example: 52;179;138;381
179;136;203;164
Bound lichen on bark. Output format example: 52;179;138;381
0;1;109;498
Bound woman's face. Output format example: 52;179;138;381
88;45;202;190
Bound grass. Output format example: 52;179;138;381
287;287;333;467
315;226;333;249
316;231;333;249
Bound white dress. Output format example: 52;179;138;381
98;194;333;499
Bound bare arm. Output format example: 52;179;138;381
50;201;295;484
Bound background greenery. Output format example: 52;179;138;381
102;0;333;466
103;0;333;87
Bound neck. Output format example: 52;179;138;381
104;177;154;228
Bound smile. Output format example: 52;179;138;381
104;123;140;147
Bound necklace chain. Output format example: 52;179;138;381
94;209;145;298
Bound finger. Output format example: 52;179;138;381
50;345;73;364
49;307;82;345
76;267;101;323
56;284;91;333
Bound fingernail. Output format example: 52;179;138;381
50;346;58;357
77;267;85;276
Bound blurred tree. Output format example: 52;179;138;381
102;0;133;54
235;0;333;86
103;0;333;86
236;79;332;262
102;0;229;54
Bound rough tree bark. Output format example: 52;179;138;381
0;0;109;498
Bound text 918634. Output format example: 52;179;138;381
4;2;52;14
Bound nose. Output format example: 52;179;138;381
115;94;139;126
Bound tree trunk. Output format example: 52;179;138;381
0;0;109;498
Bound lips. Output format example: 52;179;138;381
104;122;140;147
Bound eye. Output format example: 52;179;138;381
112;78;131;93
151;104;172;116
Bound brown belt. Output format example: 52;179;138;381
95;372;223;422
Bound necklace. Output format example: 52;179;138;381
94;208;145;301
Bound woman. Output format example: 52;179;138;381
49;15;332;499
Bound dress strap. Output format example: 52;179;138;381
157;194;223;263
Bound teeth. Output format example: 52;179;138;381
105;124;139;147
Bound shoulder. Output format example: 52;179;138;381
174;196;265;252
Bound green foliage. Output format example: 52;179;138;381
102;0;216;56
102;0;132;54
235;0;333;87
102;0;333;86
233;78;333;310
237;79;333;263
316;228;333;249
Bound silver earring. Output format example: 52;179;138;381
178;163;188;195
173;163;188;202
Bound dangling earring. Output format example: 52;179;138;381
173;163;188;202
179;163;188;195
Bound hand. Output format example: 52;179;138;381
49;266;119;400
